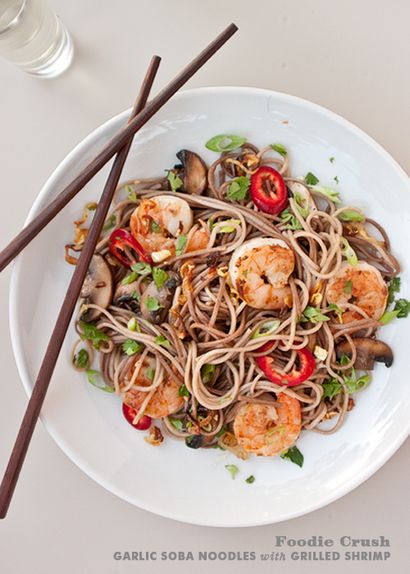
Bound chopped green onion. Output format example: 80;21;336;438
150;220;161;233
271;143;287;157
103;214;116;232
334;176;339;184
300;306;329;323
155;335;171;348
215;219;241;234
280;208;303;230
169;418;184;431
175;234;187;256
329;303;344;323
310;185;341;204
122;339;142;356
343;280;353;294
245;475;255;484
201;363;216;384
131;262;152;276
337;209;365;222
178;384;190;398
329;157;335;163
225;464;239;479
205;134;246;153
146;367;155;381
127;317;139;332
252;320;281;339
86;370;114;393
124;185;137;201
341;238;358;265
146;296;162;312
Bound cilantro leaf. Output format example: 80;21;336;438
146;296;162;311
245;475;255;484
201;363;216;384
304;172;319;186
329;156;335;163
329;303;344;323
73;348;90;370
122;339;142;356
167;171;183;192
394;298;410;318
152;266;168;289
280;446;304;467
334;175;339;184
80;322;109;350
322;378;342;399
169;418;184;431
388;277;401;305
178;384;190;398
226;176;250;201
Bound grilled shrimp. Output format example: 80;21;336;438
228;237;295;309
325;261;388;322
233;394;302;456
122;356;184;419
130;195;193;258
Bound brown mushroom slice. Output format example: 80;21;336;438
80;255;113;321
336;337;393;370
176;149;208;195
113;281;140;313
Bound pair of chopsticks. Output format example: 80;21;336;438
0;23;238;518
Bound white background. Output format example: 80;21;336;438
0;1;409;572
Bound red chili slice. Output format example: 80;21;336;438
256;345;315;387
109;228;152;267
250;165;288;214
122;402;152;430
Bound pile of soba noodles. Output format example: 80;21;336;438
66;136;404;464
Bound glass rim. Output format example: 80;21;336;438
0;0;27;36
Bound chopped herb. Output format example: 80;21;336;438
344;280;353;294
80;322;109;350
178;384;190;398
226;176;250;202
127;317;139;332
121;272;138;285
300;306;329;323
86;202;97;211
388;277;401;305
341;237;358;265
131;291;140;302
329;156;335;163
150;220;161;233
329;303;344;323
86;369;114;393
146;296;162;311
293;192;310;218
201;363;216;384
339;353;351;366
280;446;304;467
334;175;339;184
216;219;241;233
380;310;398;325
175;234;187;256
152;266;169;289
245;475;255;484
280;207;303;230
169;418;184;431
394;298;410;318
73;348;90;370
337;209;365;222
225;464;239;479
345;373;370;394
155;334;171;348
146;367;155;381
215;425;227;439
131;262;152;276
304;172;319;186
252;320;281;339
167;170;183;192
271;143;287;157
310;185;341;204
124;185;137;201
205;134;246;153
103;214;116;232
322;378;342;399
122;339;142;356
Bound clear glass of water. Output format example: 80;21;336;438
0;0;73;78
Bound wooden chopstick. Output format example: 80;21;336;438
0;23;238;272
0;56;162;519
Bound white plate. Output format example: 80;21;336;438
10;87;410;527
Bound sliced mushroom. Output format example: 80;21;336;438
336;337;393;370
140;271;180;324
113;281;140;313
176;149;208;195
80;255;113;321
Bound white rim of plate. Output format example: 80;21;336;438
8;86;410;527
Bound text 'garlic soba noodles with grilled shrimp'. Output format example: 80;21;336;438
66;134;409;469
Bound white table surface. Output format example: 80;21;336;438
0;1;409;572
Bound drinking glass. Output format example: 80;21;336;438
0;0;73;77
